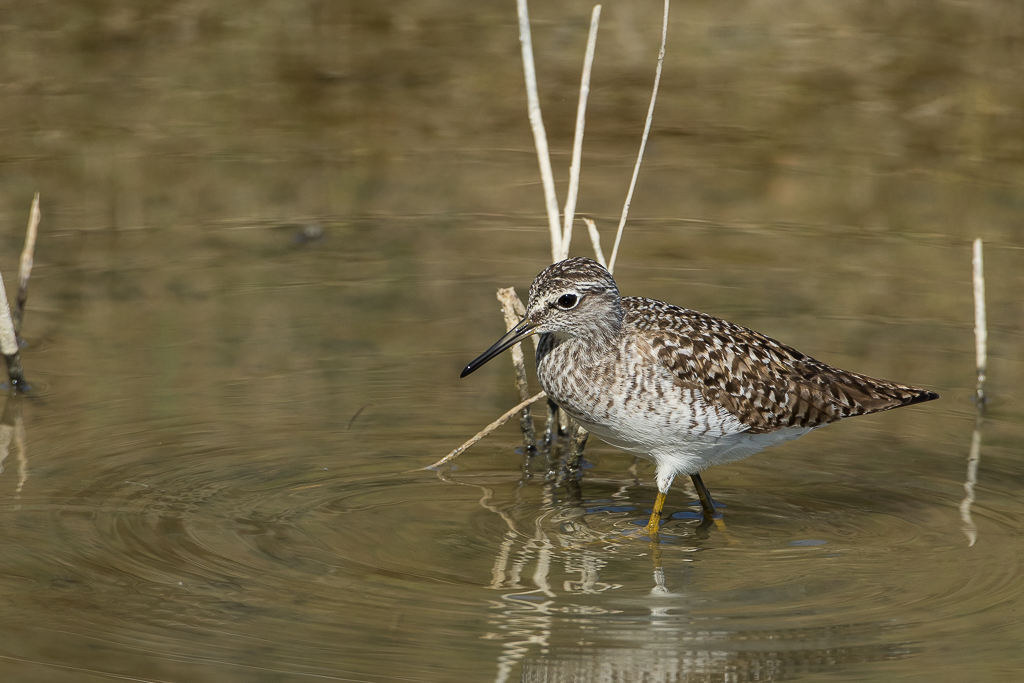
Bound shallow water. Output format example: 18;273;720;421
1;1;1023;682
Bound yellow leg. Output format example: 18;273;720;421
643;491;667;536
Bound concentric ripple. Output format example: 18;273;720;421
3;417;1021;682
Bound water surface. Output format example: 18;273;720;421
0;1;1023;681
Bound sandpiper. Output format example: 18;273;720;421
461;257;938;535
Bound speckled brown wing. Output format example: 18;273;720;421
623;298;939;434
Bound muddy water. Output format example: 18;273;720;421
1;1;1023;682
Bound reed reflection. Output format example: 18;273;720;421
0;395;28;501
960;409;984;547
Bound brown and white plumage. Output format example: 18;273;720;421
462;257;938;532
623;297;936;433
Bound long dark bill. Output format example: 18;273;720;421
460;317;537;378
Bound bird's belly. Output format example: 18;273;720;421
537;349;813;475
568;390;812;477
565;389;742;457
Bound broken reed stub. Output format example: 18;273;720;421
497;287;536;452
0;269;26;391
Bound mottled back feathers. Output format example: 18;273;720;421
623;297;938;434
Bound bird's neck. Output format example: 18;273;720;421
588;299;625;349
539;307;623;365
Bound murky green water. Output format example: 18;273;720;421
1;1;1023;681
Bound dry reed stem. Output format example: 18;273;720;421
607;0;670;274
583;218;607;267
560;5;602;260
0;267;26;390
425;391;547;470
566;425;589;471
0;273;17;358
517;0;563;261
972;238;987;404
497;287;536;450
443;3;617;469
14;193;40;337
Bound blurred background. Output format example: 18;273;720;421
0;1;1021;681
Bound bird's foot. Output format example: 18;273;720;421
641;518;662;538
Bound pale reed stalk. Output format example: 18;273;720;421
972;238;987;404
560;5;602;260
583;218;607;268
607;0;670;274
517;0;563;261
424;392;547;470
14;193;40;336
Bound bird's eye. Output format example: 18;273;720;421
556;293;580;310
